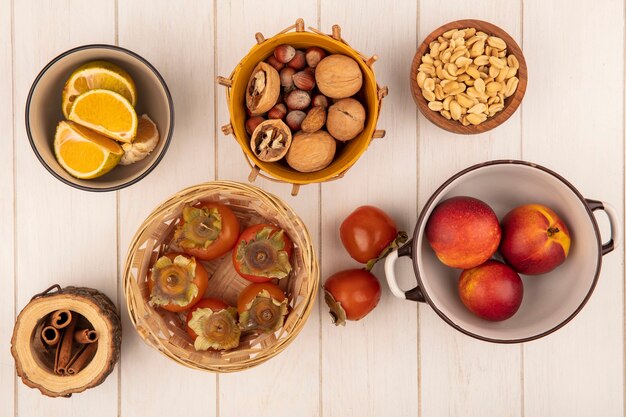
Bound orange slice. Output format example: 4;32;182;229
62;61;137;118
68;89;138;143
54;121;123;179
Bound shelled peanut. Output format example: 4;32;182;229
245;44;366;173
416;27;520;126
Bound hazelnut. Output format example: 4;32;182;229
274;44;296;64
285;89;311;110
311;94;329;108
246;62;281;115
266;55;284;71
301;106;326;133
245;116;266;135
305;47;327;68
327;98;366;141
286;130;336;173
315;55;363;99
286;110;306;131
250;119;292;162
287;50;306;70
280;67;296;89
268;103;287;120
293;70;316;91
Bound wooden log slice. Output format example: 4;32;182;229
11;285;122;397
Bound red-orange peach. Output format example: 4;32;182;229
499;204;571;275
425;196;501;269
458;260;523;321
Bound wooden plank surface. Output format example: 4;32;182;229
417;2;523;416
117;1;217;416
0;1;14;416
319;2;419;416
215;2;321;417
12;1;118;416
522;1;625;415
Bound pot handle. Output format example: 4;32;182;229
384;240;425;302
586;199;621;255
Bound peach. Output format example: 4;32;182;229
499;204;571;275
425;196;501;269
458;260;523;321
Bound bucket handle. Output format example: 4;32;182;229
31;284;62;300
384;240;425;302
586;199;621;255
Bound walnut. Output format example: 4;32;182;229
246;62;281;115
250;119;292;162
286;130;336;173
326;98;366;141
315;55;363;99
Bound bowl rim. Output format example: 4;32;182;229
410;19;528;134
25;43;175;192
410;159;602;343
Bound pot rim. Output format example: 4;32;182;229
25;43;175;192
411;159;602;344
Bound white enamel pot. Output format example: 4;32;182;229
385;160;620;343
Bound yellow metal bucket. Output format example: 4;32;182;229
218;18;387;196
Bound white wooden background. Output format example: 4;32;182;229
0;0;624;416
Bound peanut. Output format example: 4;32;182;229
416;26;520;125
417;71;427;88
450;100;462;120
487;36;507;50
428;101;444;111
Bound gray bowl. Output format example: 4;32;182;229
385;160;620;343
26;44;174;191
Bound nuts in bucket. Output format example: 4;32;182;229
416;27;520;126
245;44;366;173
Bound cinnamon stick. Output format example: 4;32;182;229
41;325;60;346
67;342;97;375
55;316;77;375
74;328;98;344
54;330;63;373
33;320;49;353
50;309;73;329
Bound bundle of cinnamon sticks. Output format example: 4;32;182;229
38;309;98;375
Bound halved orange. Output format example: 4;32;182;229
68;89;138;143
54;121;124;179
62;61;137;118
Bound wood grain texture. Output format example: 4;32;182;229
417;2;523;417
117;1;217;416
320;1;419;416
11;287;121;398
215;2;321;416
12;1;119;415
0;0;624;416
522;1;625;415
411;19;527;134
0;0;14;415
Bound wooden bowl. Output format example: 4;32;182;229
26;44;174;191
123;181;319;372
218;18;387;196
11;285;121;397
410;19;527;134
